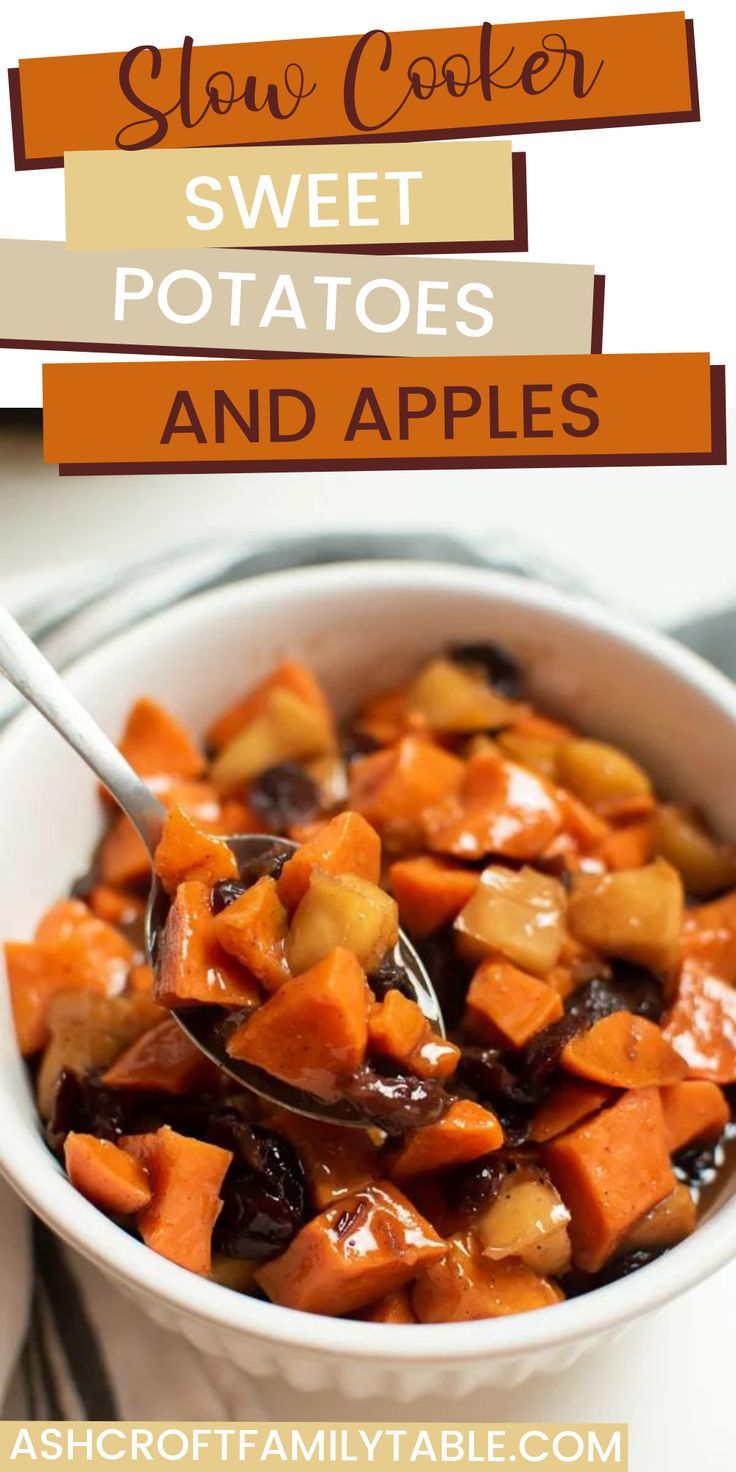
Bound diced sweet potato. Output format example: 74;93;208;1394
531;1079;614;1143
349;736;465;845
680;890;736;984
406;658;518;734
129;963;154;994
426;751;563;862
545;1088;675;1271
226;948;369;1098
358;1288;417;1323
287;870;398;977
568;859;683;977
412;1232;563;1323
597;818;655;873
206;661;333;752
269;1109;380;1208
153;806;237;895
390;1100;503;1179
122;1126;232;1276
155;880;260;1009
6;901;135;1057
36;989;162;1118
255;1182;446;1316
477;1167;572;1277
88;885;145;931
211;688;334;791
354;686;413;746
561;1011;687;1089
102;1017;217;1095
213;876;290;992
662;962;736;1083
621;1182;696;1253
277;811;381;913
115;698;203;786
556;739;651;810
388;856;478;938
100;779;225;887
465;960;563;1049
660;1080;730;1152
64;1133;152;1215
655;806;736;898
454;865;566;976
497;730;561;781
367;990;460;1081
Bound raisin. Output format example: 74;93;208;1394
673;1141;723;1191
210;880;248;915
248;763;320;834
456;1048;540;1146
340;728;382;763
211;1120;308;1261
520;1015;586;1093
449;642;522;698
561;1248;667;1299
369;952;417;1003
45;1070;130;1155
442;1154;506;1216
342;1064;449;1136
566;964;665;1026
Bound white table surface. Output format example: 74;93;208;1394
0;418;735;1467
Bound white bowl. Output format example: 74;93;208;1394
1;561;735;1401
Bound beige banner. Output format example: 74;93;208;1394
0;241;598;358
2;1421;628;1469
64;140;518;251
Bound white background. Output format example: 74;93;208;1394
0;5;734;1465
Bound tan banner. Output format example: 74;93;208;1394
2;1421;628;1469
0;242;601;358
64;141;522;251
41;353;726;474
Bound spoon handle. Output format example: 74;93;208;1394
0;604;166;855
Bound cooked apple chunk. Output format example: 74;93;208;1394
477;1167;572;1278
654;804;736;898
556;738;651;810
567;858;683;976
454;864;566;976
211;688;334;790
287;869;398;976
406;658;518;734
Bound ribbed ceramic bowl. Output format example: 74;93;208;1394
1;562;735;1400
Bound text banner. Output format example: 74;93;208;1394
10;15;697;167
42;353;725;474
0;242;601;358
64;141;523;252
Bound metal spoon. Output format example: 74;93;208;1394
0;605;444;1125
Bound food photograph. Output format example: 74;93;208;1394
0;2;734;1470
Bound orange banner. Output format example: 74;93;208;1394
42;354;725;474
12;14;698;168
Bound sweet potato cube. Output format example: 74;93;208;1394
100;778;224;888
412;1233;563;1323
206;661;332;752
426;751;563;862
389;856;478;938
545;1088;675;1271
153;806;237;895
155;880;261;1009
660;1080;730;1152
454;865;566;976
278;811;381;913
561;1011;686;1089
680;889;736;984
211;688;334;791
663;962;736;1083
122;1126;232;1276
597;819;655;873
622;1183;696;1253
349;736;464;837
531;1079;613;1143
406;659;518;734
65;1133;152;1215
568;859;683;977
255;1182;446;1316
117;697;204;785
36;990;162;1118
368;989;460;1081
269;1109;379;1208
102;1017;217;1095
226;948;369;1098
213;876;290;992
358;1288;417;1323
88;885;145;931
465;960;563;1049
6;900;135;1057
287;870;398;977
390;1099;503;1180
